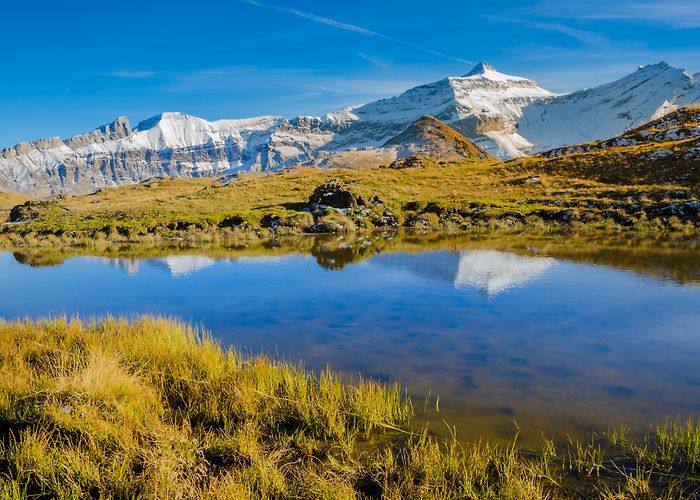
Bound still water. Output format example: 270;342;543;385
2;239;700;444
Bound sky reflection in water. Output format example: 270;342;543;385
2;248;699;444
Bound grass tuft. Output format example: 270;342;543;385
0;316;699;498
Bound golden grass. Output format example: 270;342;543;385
0;192;30;220
0;316;698;498
2;158;697;242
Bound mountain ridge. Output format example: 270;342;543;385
1;61;698;196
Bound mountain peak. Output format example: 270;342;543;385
135;112;191;131
465;61;497;76
98;116;131;136
628;61;694;83
461;61;529;83
62;116;133;149
637;61;672;73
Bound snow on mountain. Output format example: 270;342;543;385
330;61;553;156
0;114;284;196
372;249;554;296
518;62;699;153
351;62;547;124
1;61;699;196
454;251;554;296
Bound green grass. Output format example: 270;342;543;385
2;158;698;244
0;316;699;499
0;317;411;499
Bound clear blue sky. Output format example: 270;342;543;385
1;0;698;147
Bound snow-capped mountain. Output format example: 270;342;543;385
0;113;284;196
324;62;554;157
518;62;700;153
1;61;698;196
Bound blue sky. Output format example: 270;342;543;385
1;0;699;147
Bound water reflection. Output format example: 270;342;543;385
105;255;217;276
3;235;700;445
374;251;555;295
96;249;557;296
8;232;700;285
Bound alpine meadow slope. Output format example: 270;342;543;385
4;107;700;243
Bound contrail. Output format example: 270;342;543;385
239;0;472;65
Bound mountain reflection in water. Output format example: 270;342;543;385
374;250;554;295
3;238;700;445
100;250;555;295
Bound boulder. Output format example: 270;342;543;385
388;155;431;169
309;180;360;209
260;214;282;229
8;202;43;222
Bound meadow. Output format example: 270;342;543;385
2;155;698;244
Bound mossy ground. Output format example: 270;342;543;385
0;317;698;499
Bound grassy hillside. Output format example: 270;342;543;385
383;115;495;161
2;160;698;243
522;106;700;185
0;316;698;498
1;108;699;242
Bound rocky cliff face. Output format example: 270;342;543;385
1;61;698;196
0;114;284;196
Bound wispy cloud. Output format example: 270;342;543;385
355;52;390;70
93;64;426;109
238;0;472;64
511;0;700;29
272;91;323;103
483;14;606;46
526;21;606;46
93;65;419;98
62;87;70;98
101;70;160;79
